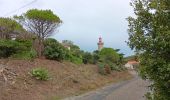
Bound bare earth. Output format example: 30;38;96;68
64;71;150;100
0;59;132;100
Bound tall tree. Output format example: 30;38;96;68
0;17;24;39
14;9;62;39
127;0;170;99
14;9;62;56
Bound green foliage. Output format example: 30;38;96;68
31;67;49;81
97;62;106;75
82;52;93;64
12;48;37;60
61;40;84;64
44;38;59;46
44;38;83;64
25;9;61;22
97;48;125;72
97;62;112;75
68;55;83;64
0;39;36;60
92;50;100;64
0;40;19;58
44;38;68;61
127;0;170;99
70;45;82;58
14;9;62;57
108;62;124;71
14;9;62;39
99;48;120;63
0;17;24;39
63;40;83;59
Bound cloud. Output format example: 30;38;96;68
0;0;134;56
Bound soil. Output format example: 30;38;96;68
0;59;132;100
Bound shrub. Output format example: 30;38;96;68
44;44;68;61
0;39;34;58
99;48;120;63
31;68;49;81
0;40;21;58
97;62;112;75
44;38;69;61
92;50;100;64
97;63;106;75
68;55;83;64
44;38;58;46
82;52;93;64
12;48;37;60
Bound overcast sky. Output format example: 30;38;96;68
0;0;134;56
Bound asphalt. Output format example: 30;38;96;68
63;71;149;100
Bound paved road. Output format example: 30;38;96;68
64;71;149;100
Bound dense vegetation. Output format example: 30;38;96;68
0;9;126;76
14;9;62;57
43;38;69;61
127;0;170;99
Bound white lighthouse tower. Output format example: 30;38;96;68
97;37;104;51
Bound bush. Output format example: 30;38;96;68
98;63;106;75
12;48;37;60
68;55;83;64
0;39;34;58
44;38;58;46
31;68;49;81
92;50;100;64
82;52;93;64
44;39;69;61
0;40;17;58
44;44;68;61
97;62;111;75
99;48;120;63
107;63;118;71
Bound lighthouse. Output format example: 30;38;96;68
97;37;104;51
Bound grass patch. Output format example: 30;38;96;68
12;49;37;60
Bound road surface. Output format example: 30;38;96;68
64;71;149;100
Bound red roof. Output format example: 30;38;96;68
127;60;139;64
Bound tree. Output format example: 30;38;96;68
114;49;125;64
127;0;170;99
92;50;100;64
82;52;93;64
0;17;24;39
99;48;120;64
14;9;62;56
118;53;125;64
14;9;62;39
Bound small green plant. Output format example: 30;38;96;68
31;68;49;81
97;62;106;75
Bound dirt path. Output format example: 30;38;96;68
63;71;149;100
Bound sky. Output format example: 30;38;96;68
0;0;134;56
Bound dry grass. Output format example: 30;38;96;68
0;59;132;100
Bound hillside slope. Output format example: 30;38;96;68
0;59;132;100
